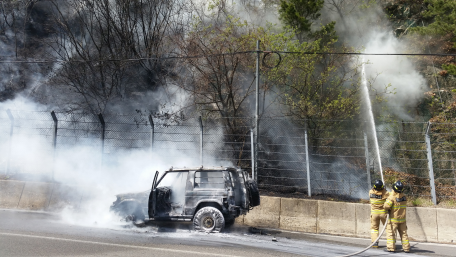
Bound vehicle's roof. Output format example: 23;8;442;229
169;166;239;171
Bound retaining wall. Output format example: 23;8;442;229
1;180;455;244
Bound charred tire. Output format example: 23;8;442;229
117;201;145;221
247;179;260;207
193;207;225;233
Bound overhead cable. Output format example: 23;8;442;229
1;51;456;64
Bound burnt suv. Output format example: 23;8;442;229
110;166;260;232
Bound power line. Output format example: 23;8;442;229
1;51;455;64
0;51;254;63
272;51;456;57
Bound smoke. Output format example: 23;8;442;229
0;95;236;229
321;1;428;121
190;0;280;28
362;31;427;121
0;1;431;219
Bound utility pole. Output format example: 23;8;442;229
255;40;260;182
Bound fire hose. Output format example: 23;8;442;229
337;213;389;257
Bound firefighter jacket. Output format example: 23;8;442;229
369;188;389;214
384;191;407;223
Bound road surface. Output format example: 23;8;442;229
0;209;454;256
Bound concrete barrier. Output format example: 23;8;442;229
0;180;25;209
244;196;280;228
280;198;317;233
2;180;456;244
437;208;456;243
17;182;52;210
46;183;85;212
234;214;244;225
317;201;356;236
407;207;438;242
355;203;371;238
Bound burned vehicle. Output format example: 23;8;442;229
110;166;260;232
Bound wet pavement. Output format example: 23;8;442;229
0;209;454;256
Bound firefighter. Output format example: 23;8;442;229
369;179;389;247
384;180;411;253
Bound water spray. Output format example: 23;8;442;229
336;60;389;257
361;59;384;182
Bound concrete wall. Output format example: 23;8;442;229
1;180;455;244
407;207;438;242
317;201;356;236
16;182;52;210
437;209;456;244
0;180;84;212
0;180;25;209
242;195;456;244
243;196;281;229
279;198;317;233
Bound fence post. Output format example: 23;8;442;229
425;122;437;205
199;116;203;166
148;115;154;153
51;111;58;181
305;129;311;197
6;109;14;175
250;129;255;180
98;113;105;166
364;132;371;190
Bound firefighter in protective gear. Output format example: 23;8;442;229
384;181;411;253
369;180;389;248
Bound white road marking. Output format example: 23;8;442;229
0;232;241;257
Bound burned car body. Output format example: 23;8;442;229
110;166;260;232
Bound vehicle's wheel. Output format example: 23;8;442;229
193;207;225;233
247;179;260;207
117;201;145;221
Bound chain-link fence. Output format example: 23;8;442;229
1;110;455;202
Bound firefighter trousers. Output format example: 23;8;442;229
370;213;387;243
386;221;410;252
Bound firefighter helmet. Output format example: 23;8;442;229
373;180;384;191
393;181;404;193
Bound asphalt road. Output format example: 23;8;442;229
0;209;454;257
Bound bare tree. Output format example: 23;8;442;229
175;13;257;134
0;0;52;101
48;0;187;114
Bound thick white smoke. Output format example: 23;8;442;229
363;31;427;121
0;95;234;228
321;1;428;120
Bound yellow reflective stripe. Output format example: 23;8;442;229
371;230;378;233
385;199;393;206
391;205;406;209
402;240;409;244
370;199;386;204
371;210;386;214
390;218;406;222
387;239;396;242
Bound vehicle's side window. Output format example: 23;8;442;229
157;171;188;205
194;171;225;189
158;172;188;188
